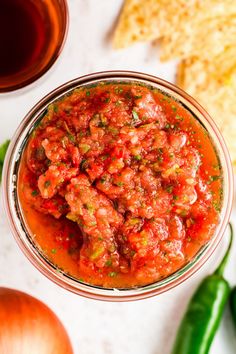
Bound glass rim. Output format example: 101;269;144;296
2;70;234;301
0;0;69;93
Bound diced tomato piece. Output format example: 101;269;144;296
38;164;78;199
65;175;123;268
132;87;167;127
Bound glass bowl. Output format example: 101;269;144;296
2;71;234;301
0;0;68;93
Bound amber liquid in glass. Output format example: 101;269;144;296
0;0;67;92
0;0;46;78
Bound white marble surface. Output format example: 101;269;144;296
0;1;236;353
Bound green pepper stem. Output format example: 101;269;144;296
214;223;233;277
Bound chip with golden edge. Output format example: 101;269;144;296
113;0;236;51
161;13;236;61
113;0;186;49
113;0;162;49
177;54;236;169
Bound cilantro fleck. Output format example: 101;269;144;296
207;175;221;184
212;200;221;212
90;221;97;226
171;105;177;112
31;190;39;197
107;127;119;134
51;248;57;254
115;100;122;107
166;186;173;193
132;109;139;122
108;272;117;277
213;163;220;170
101;155;109;161
105;260;112;267
84;203;95;214
78;131;85;138
100;176;107;184
115;87;123;94
161;96;171;103
115;181;124;187
86;91;90;96
79;144;91;153
125;92;132;100
68;134;76;143
44;180;51;188
134;155;142;161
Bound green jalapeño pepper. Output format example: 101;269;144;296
0;139;10;182
172;223;233;354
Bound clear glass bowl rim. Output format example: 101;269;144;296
2;70;234;301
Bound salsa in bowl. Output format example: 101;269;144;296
3;71;233;300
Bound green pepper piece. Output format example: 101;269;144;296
0;165;2;182
230;286;236;328
172;223;233;354
0;139;10;182
0;139;10;164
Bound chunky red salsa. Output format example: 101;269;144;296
18;82;222;288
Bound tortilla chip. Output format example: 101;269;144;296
113;0;187;49
177;55;236;168
113;0;236;51
113;0;162;49
161;13;236;61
